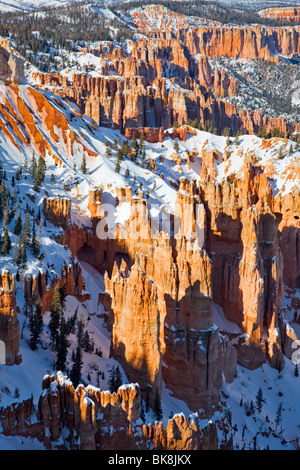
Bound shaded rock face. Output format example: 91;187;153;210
0;372;223;450
0;272;21;366
0;39;24;85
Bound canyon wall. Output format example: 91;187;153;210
32;21;300;137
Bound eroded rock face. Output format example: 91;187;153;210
0;372;223;450
32;22;300;137
103;190;224;414
24;259;88;313
0;38;24;85
0;271;21;366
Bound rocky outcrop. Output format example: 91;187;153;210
43;197;71;227
259;7;300;23
0;38;24;85
0;271;21;366
0;372;223;450
24;259;88;313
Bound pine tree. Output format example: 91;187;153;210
55;317;68;372
22;212;31;248
30;152;37;178
16;236;22;265
34;156;46;191
108;365;122;393
70;346;82;388
278;146;284;159
81;155;87;174
83;329;94;353
275;402;283;431
116;148;123;163
76;318;84;348
28;301;43;351
234;131;240;146
114;160;121;173
173;141;179;153
153;387;163;421
256;387;263;413
131;133;138;152
49;286;63;348
115;366;123;390
105;146;112;158
1;227;11;255
108;366;116;393
294;363;299;377
3;197;9;228
13;210;22;235
21;235;27;263
141;145;146;168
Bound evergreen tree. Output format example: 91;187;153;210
153;387;163;421
30;152;37;178
116;148;123;163
131;133;138;152
83;329;94;353
13;210;22;235
114;160;121;173
55;317;68;372
115;366;122;390
34;155;46;191
234;131;240;146
21;236;27;263
16;236;22;265
108;365;123;393
70;346;82;388
256;387;263;413
76;318;84;348
141;145;146;168
1;227;11;255
49;286;63;348
81;155;87;174
3;197;9;228
173;141;179;153
113;139;118;151
294;363;299;377
105;145;112;158
28;301;43;351
278;146;284;159
275;402;283;431
22;212;31;248
121;140;129;157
